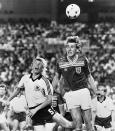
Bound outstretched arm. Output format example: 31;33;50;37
87;74;97;97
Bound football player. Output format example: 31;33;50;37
7;58;75;131
92;85;115;131
52;36;96;131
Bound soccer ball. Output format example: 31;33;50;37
66;4;80;19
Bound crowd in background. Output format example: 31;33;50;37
0;20;115;97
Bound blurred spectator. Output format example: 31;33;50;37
0;20;115;98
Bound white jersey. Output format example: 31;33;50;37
0;98;7;123
10;95;27;113
92;96;114;118
18;74;53;108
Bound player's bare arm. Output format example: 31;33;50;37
91;108;97;127
87;74;97;96
52;73;61;91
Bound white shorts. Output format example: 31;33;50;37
64;88;91;110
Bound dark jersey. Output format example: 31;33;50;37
57;53;90;91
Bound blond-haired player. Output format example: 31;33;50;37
7;58;75;131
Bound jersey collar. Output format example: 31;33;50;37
67;54;78;65
30;73;42;81
97;96;106;103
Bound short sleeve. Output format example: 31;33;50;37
109;98;115;111
83;57;91;77
17;75;25;89
42;76;53;95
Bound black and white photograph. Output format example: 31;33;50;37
0;0;115;131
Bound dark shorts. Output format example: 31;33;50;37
12;112;26;122
95;115;112;128
64;112;73;121
31;105;56;126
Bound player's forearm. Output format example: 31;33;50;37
87;74;97;94
92;110;96;126
52;73;61;90
58;104;65;116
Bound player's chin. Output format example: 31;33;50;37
67;53;74;57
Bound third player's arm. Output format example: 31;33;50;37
87;74;97;96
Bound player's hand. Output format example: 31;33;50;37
89;88;96;99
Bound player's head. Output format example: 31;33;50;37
96;85;107;97
65;36;81;57
31;57;46;75
0;83;7;96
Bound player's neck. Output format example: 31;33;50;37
98;96;106;103
67;53;78;62
31;73;42;80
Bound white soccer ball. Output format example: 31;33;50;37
66;4;80;19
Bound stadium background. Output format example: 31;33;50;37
0;0;115;98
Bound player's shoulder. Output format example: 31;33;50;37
22;74;31;78
78;53;88;60
106;96;113;102
21;73;30;80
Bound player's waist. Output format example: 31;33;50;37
27;97;46;108
96;113;112;118
66;85;88;91
95;115;112;120
67;80;88;91
13;111;26;114
29;103;42;110
13;109;26;113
